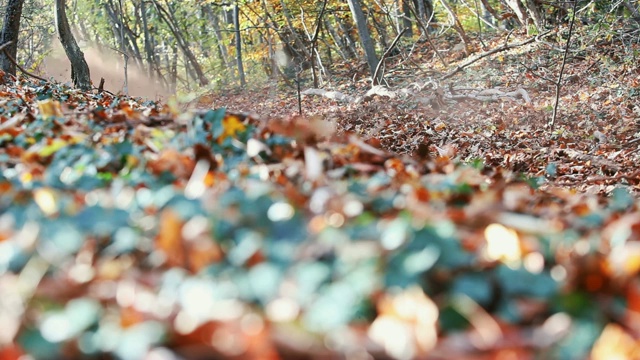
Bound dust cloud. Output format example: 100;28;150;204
42;38;170;100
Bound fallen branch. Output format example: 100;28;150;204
302;83;531;105
440;31;551;80
556;170;640;186
301;89;355;103
446;87;531;103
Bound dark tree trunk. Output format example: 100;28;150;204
0;0;25;79
55;0;91;90
402;0;414;37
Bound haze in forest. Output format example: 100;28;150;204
42;38;169;100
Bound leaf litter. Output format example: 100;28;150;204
0;30;640;359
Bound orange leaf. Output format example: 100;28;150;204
156;209;185;268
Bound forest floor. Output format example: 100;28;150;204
2;26;640;359
205;28;640;196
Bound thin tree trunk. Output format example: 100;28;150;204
303;0;328;88
503;0;529;28
624;0;640;25
479;0;501;24
334;14;358;58
204;3;233;83
151;0;208;86
393;0;402;34
324;17;348;60
370;7;389;48
279;0;309;60
523;0;543;31
347;0;380;84
139;0;156;79
0;0;24;78
118;0;128;94
402;0;413;37
104;0;142;68
234;2;246;87
418;0;426;22
440;0;472;55
169;41;177;91
55;0;91;90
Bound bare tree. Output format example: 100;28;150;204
0;0;25;79
55;0;91;90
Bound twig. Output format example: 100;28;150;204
624;137;640;146
0;41;48;82
440;31;551;80
372;28;408;85
549;0;579;129
519;62;555;83
0;41;13;52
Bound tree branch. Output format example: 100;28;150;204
0;41;48;82
440;31;551;80
372;27;407;85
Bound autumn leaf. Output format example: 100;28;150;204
37;99;64;118
218;114;247;143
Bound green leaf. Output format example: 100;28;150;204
497;265;558;298
546;162;557;177
610;187;634;211
248;263;283;304
18;328;61;360
451;273;493;306
205;108;227;139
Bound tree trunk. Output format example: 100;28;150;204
234;2;246;87
55;0;91;90
402;0;414;37
417;0;426;21
347;0;380;84
503;0;529;28
279;0;309;60
624;0;640;25
370;8;389;48
139;0;156;79
204;3;233;83
479;0;501;24
523;0;543;31
104;0;142;69
440;0;472;55
168;41;177;92
0;0;24;79
334;14;359;59
151;0;208;87
324;17;349;60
